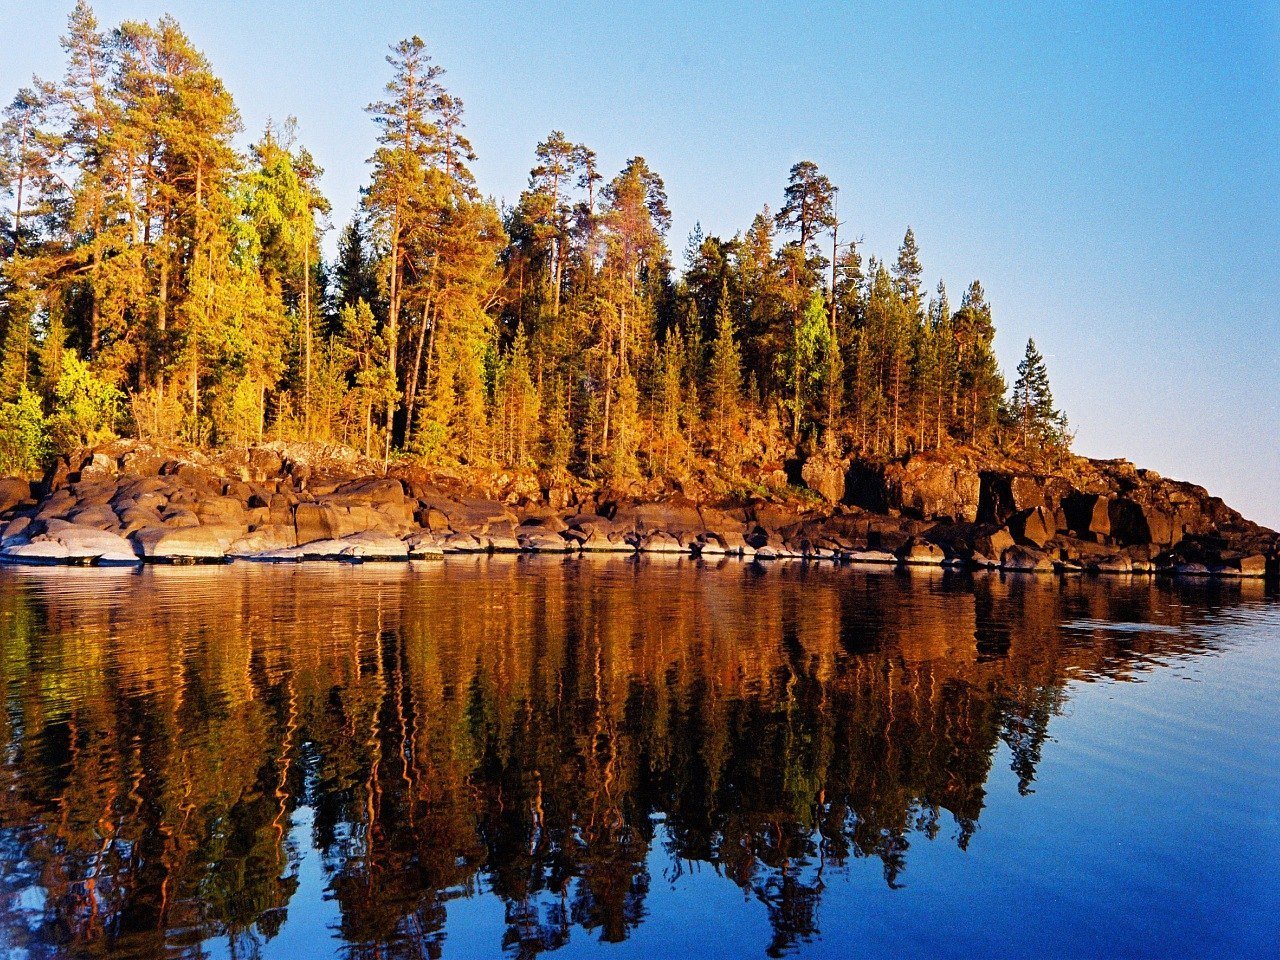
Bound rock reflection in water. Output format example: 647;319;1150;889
0;559;1265;959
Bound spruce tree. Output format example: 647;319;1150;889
1012;338;1067;453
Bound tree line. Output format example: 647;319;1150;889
0;3;1068;481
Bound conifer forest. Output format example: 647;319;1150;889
0;3;1069;484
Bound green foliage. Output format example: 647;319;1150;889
0;9;1057;487
606;370;640;484
48;350;121;453
707;285;742;436
0;385;48;474
1011;338;1069;454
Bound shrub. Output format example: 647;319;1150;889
48;350;122;454
0;386;49;475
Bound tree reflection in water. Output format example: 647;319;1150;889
0;558;1256;958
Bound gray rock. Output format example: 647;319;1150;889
227;525;298;556
294;502;341;544
639;531;689;554
899;540;946;565
337;530;409;559
1000;545;1054;572
800;455;847;504
133;525;236;560
1091;554;1132;573
1;540;71;564
0;477;32;513
845;549;898;565
520;533;573;553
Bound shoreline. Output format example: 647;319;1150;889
1;441;1276;581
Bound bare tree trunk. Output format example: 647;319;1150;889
303;233;312;440
406;300;431;446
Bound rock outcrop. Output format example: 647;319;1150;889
0;441;1274;579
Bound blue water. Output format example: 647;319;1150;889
0;561;1276;959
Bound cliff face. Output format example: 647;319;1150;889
837;450;1276;574
0;441;1275;578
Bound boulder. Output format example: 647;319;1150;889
846;549;898;565
800;455;847;504
488;522;523;552
195;496;247;526
227;525;298;556
336;530;409;559
0;477;32;513
442;532;488;553
693;533;730;556
631;500;705;537
248;447;284;480
67;503;120;531
328;477;407;506
1;516;33;543
1109;498;1152;545
294;502;341;545
577;526;636;552
520;533;573;553
1062;493;1111;540
639;531;688;554
160;508;200;528
887;458;982;522
520;514;568;534
446;498;517;532
1010;507;1054;548
335;504;394;537
1238;554;1267;578
373;499;416;531
899;540;946;565
419;506;451;533
1092;554;1133;574
404;532;445;558
14;525;138;564
78;452;117;482
975;526;1015;558
132;525;236;560
1;540;71;564
1000;545;1054;572
117;505;165;535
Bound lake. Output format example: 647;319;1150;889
0;559;1276;959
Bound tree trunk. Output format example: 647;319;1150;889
303;234;312;439
406;300;431;446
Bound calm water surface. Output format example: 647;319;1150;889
0;559;1276;959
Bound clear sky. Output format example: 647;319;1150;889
3;0;1278;527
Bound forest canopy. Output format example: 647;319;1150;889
0;2;1068;485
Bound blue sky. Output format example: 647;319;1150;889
3;1;1277;526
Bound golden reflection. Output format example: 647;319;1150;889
0;561;1256;958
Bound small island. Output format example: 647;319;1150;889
0;5;1274;578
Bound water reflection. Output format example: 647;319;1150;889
0;560;1270;959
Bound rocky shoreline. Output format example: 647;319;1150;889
0;442;1276;579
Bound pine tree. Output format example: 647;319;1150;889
541;376;573;473
605;369;640;484
707;284;742;438
892;227;924;314
928;282;956;447
652;332;687;475
1012;338;1067;453
954;280;1004;442
776;161;837;258
784;290;832;442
